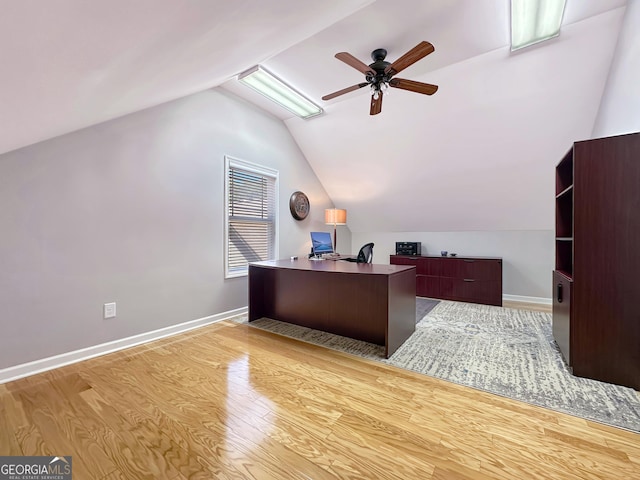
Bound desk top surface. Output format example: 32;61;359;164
250;258;415;275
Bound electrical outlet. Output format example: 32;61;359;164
104;302;116;319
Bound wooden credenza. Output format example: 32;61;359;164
390;255;502;306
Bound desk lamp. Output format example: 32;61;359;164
325;208;347;251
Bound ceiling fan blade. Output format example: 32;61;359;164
370;91;383;115
322;83;369;101
335;52;376;75
389;78;438;95
384;41;435;76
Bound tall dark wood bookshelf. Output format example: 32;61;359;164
553;132;640;390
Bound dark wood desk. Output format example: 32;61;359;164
249;259;416;358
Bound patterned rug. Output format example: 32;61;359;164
236;300;640;432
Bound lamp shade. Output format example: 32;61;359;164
325;208;347;225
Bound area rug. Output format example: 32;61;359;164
236;300;640;433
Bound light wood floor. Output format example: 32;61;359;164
1;319;638;479
502;300;552;313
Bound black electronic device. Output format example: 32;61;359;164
396;242;421;256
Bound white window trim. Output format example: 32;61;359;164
224;155;279;279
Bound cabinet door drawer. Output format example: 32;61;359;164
441;258;501;280
552;270;572;366
390;256;441;276
440;278;501;306
465;279;501;306
417;258;442;276
390;256;420;268
417;275;440;298
439;277;458;300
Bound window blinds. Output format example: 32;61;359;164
227;165;276;275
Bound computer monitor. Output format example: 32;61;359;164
310;231;334;256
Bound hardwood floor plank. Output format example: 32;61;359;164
81;340;337;479
502;300;552;313
490;432;634;480
328;408;442;478
45;377;121;476
16;392;103;479
14;424;48;457
602;435;640;465
99;470;127;480
432;464;504;480
75;384;188;480
80;367;236;479
214;327;418;423
1;320;638;480
0;398;22;455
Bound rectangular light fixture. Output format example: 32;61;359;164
510;0;567;51
238;65;323;119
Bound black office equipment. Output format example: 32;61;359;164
396;242;421;256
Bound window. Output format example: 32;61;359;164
224;156;278;278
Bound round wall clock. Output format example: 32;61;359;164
289;191;310;220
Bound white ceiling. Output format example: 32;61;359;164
0;0;372;155
1;0;630;233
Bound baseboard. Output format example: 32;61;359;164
0;307;248;385
503;294;552;305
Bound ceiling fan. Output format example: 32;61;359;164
322;41;438;115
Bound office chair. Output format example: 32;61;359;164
343;242;374;263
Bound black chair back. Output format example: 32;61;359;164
357;243;374;263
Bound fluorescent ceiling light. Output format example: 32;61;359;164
238;66;323;119
511;0;567;51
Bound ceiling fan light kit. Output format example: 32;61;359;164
323;41;438;115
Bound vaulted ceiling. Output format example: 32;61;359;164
1;0;630;232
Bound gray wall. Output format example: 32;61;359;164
0;88;344;369
352;231;553;300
